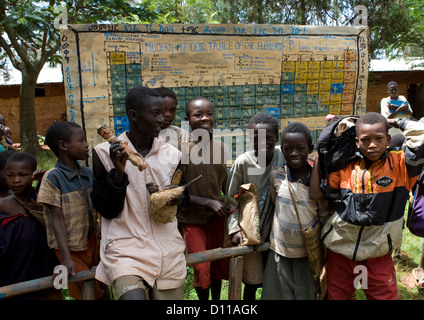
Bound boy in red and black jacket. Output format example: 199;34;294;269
310;112;424;300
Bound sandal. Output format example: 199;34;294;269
412;268;424;292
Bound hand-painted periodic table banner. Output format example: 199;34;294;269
60;24;368;153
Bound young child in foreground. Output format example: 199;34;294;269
261;122;327;300
226;113;284;300
310;112;424;300
0;152;59;299
37;121;102;300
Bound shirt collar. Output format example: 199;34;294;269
284;162;312;185
55;161;89;180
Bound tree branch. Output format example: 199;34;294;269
0;35;24;71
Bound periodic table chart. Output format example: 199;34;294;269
60;24;368;160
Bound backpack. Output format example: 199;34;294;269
406;173;424;237
316;116;359;197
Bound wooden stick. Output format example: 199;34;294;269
185;242;270;266
0;267;96;300
228;256;244;300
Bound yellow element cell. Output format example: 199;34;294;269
319;82;331;93
329;105;341;115
110;52;126;65
307;84;319;95
296;61;309;72
295;72;308;84
308;61;321;72
332;60;344;69
308;72;320;83
320;71;332;81
331;72;344;83
282;61;296;73
319;94;330;105
330;94;342;104
320;61;332;69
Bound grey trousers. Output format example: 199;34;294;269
262;250;316;300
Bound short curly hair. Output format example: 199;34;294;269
248;113;279;138
45;121;82;156
281;122;312;146
6;152;37;172
356;112;388;136
155;87;178;105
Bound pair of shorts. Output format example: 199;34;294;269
54;232;103;300
262;250;316;300
242;251;263;285
113;275;183;300
182;217;229;289
326;249;398;300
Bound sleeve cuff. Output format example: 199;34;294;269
107;169;129;192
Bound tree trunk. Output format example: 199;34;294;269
19;67;41;155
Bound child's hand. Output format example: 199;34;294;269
32;169;46;181
52;258;76;280
168;189;183;207
231;231;243;246
206;199;229;218
397;102;409;113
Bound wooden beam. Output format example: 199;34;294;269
0;267;96;300
228;256;244;300
0;243;270;299
186;242;270;266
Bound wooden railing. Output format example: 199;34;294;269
0;242;270;300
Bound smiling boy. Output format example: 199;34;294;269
178;96;229;300
226;113;284;300
262;122;327;300
310;112;424;300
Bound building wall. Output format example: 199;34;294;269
0;83;66;143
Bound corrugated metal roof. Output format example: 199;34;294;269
369;58;424;72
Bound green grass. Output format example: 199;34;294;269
35;149;57;171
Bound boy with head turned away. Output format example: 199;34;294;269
0;152;60;299
37;121;102;300
226;113;284;300
261;122;327;300
178;96;229;300
91;86;187;300
155;86;189;150
310;112;424;300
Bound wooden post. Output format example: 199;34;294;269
81;280;96;300
228;256;244;300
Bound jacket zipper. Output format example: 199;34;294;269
352;226;364;261
353;164;367;260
